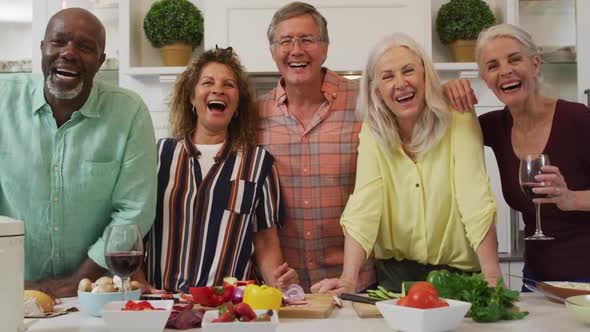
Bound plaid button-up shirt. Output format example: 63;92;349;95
256;68;376;292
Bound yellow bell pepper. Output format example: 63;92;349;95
242;284;283;311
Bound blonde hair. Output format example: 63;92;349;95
168;47;258;151
357;33;450;156
476;23;543;87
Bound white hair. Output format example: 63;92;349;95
357;32;450;156
476;23;543;87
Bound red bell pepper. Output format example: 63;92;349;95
189;285;234;307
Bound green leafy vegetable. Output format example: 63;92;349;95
428;270;528;323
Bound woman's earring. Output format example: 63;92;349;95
192;105;197;114
233;110;238;119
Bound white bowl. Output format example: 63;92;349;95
101;300;174;332
78;289;141;317
202;309;278;332
566;294;590;325
376;298;471;332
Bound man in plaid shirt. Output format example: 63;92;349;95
257;2;376;292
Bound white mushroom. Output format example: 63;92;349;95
78;278;93;292
91;283;117;293
113;275;123;290
129;281;142;291
94;276;113;287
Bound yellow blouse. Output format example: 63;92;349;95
341;110;496;271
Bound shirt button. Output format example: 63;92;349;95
304;200;309;205
53;196;59;202
53;227;59;232
416;184;420;188
306;231;311;236
303;168;308;173
54;165;59;171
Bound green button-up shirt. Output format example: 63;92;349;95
0;74;157;281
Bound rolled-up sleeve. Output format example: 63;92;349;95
452;111;496;251
340;124;383;258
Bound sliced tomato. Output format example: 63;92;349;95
179;293;193;302
121;300;159;311
396;296;409;306
236;280;257;287
435;300;449;307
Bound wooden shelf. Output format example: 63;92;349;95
124;66;186;76
434;62;479;71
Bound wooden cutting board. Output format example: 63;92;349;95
352;301;382;318
279;294;336;319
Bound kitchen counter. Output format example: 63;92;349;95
23;293;588;332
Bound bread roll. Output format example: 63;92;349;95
23;290;54;313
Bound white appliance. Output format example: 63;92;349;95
0;216;24;332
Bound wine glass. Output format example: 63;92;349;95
104;224;144;299
519;154;554;240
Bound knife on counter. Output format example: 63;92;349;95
340;293;379;305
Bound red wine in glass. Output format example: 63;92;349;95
104;224;144;298
518;154;554;240
105;251;143;278
520;182;547;199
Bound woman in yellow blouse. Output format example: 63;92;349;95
311;33;502;294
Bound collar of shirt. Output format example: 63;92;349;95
273;67;339;115
182;132;233;163
32;77;101;119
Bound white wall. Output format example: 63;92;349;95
0;22;32;61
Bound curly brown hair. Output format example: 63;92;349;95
169;47;258;151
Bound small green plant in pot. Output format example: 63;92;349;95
436;0;495;62
144;0;204;66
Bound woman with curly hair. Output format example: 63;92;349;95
136;47;297;293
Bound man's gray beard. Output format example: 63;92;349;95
45;75;83;100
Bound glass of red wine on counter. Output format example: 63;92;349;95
519;154;554;240
104;224;144;299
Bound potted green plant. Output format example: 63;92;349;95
143;0;204;66
436;0;495;62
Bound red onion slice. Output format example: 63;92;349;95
283;284;305;301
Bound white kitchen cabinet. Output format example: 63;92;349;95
576;0;590;106
204;0;431;73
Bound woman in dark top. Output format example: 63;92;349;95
444;24;590;286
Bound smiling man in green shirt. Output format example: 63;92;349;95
0;8;156;299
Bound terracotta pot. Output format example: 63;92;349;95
159;43;192;66
448;39;477;62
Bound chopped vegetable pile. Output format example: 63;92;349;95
121;300;164;311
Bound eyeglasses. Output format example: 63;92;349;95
271;36;323;51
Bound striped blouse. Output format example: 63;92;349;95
145;135;281;292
